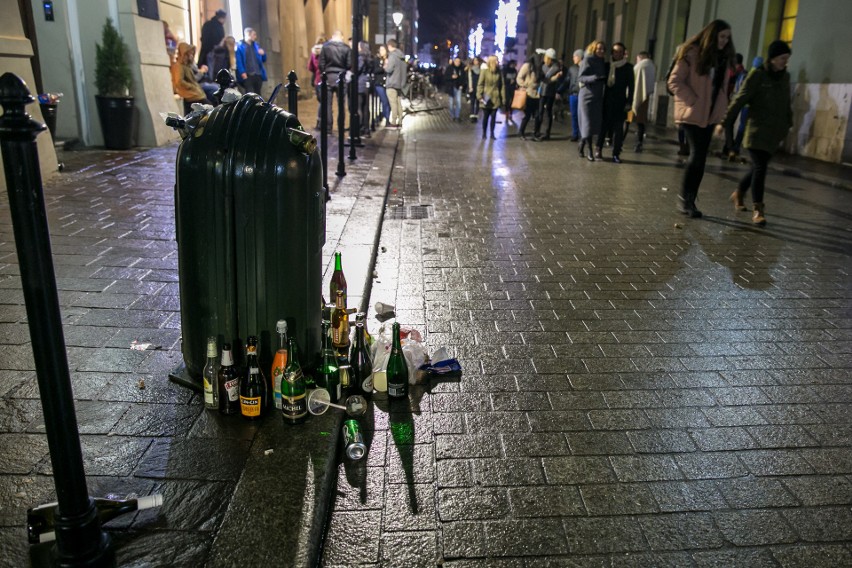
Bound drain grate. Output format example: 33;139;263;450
387;204;432;220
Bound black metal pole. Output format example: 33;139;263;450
349;0;361;160
286;70;300;115
0;74;114;567
320;72;329;200
335;72;346;177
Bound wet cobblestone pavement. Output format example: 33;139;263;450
0;118;394;566
322;110;852;566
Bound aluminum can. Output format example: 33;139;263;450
342;419;367;460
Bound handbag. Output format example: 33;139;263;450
511;89;527;110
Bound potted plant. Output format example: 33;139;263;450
94;18;135;149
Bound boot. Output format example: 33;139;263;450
730;190;748;212
752;202;766;226
678;193;702;218
578;139;586;158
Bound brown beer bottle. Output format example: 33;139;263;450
218;343;240;414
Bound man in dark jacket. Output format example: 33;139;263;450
319;30;351;128
198;9;226;67
444;57;466;121
503;60;518;125
384;39;407;127
597;42;634;162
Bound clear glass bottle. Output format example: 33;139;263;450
202;336;219;410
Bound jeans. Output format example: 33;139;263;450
469;91;479;116
448;87;463;119
738;148;771;203
681;124;715;202
569;94;579;139
374;85;391;121
733;108;749;152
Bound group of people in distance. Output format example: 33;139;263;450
307;31;409;134
168;9;268;114
443;19;792;226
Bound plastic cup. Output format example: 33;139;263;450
372;370;387;392
306;388;369;418
374;301;395;314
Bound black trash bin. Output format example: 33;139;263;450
40;103;57;139
173;93;325;383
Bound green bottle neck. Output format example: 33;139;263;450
334;253;343;271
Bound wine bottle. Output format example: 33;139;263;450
240;335;267;420
281;337;307;424
318;320;341;403
330;251;347;309
27;494;164;544
386;322;408;398
270;320;288;410
202;337;219;410
218;343;240;415
349;313;373;398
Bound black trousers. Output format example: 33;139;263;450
738;148;772;203
243;74;263;96
681;124;715;201
534;95;555;136
598;109;626;155
519;97;539;135
481;106;497;136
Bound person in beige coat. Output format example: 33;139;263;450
516;52;542;140
477;55;504;139
667;19;735;218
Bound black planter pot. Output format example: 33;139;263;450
95;95;135;149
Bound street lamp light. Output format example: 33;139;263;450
392;11;403;45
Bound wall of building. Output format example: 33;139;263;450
0;1;58;191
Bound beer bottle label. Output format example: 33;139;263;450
240;395;261;417
388;384;404;397
225;378;240;401
203;378;213;404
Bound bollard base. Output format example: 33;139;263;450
168;362;203;392
30;531;114;568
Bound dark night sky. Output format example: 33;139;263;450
419;0;508;43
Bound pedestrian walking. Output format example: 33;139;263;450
596;42;633;162
467;57;482;122
667;19;735;217
722;40;792;226
308;35;326;129
516;53;542;141
728;55;763;159
577;41;607;161
444;57;466;122
236;27;267;96
503;59;518;126
357;41;374;136
320;30;352;128
384;39;407;127
477;55;504;139
631;51;656;152
533;48;563;141
567;49;583;141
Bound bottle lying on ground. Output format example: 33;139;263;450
27;494;164;544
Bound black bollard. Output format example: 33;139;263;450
335;73;346;177
0;74;115;566
320;72;329;201
213;69;234;105
286;70;299;115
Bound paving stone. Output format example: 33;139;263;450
320;510;382;565
563;516;647;554
541;456;616;484
485;518;570;556
507;485;585;517
639;512;724;551
692;547;779;567
442;521;486;559
580;483;659;515
674;452;749;480
782;507;852;542
771;543;852;567
379;531;439;568
782;475;852;506
716;477;800;508
713;509;798;546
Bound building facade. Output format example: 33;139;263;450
525;0;852;164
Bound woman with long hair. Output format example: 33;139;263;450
466;56;483;122
172;42;209;113
516;52;541;140
477;55;504;139
373;45;392;125
577;41;607;161
667;19;735;217
357;41;373;136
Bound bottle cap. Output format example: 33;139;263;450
276;320;287;333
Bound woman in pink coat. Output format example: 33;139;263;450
667;20;735;218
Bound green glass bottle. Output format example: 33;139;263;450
281;337;307;424
318;320;341;403
386;322;408;398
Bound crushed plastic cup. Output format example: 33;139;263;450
306;389;368;418
374;301;395;315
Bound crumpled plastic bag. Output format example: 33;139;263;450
418;346;462;375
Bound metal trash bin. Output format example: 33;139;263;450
172;94;324;383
